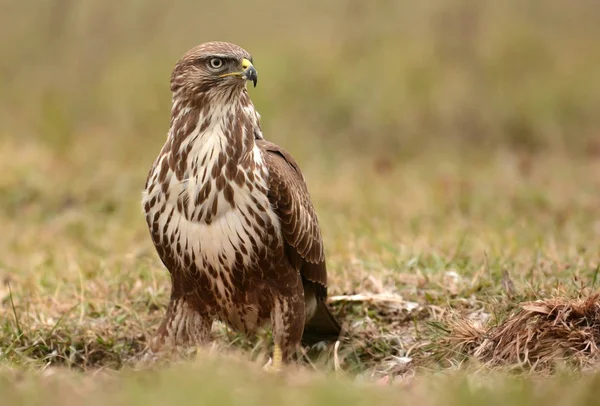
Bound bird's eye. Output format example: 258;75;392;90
209;58;224;69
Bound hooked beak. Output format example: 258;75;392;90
219;58;258;87
241;58;258;87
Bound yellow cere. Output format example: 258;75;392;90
218;58;253;78
241;58;253;70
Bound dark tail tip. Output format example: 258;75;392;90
301;300;341;346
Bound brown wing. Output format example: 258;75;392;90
257;140;328;300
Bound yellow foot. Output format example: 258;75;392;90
262;344;283;372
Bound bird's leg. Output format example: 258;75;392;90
150;293;212;353
271;343;283;371
265;293;304;371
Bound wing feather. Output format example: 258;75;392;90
257;140;328;298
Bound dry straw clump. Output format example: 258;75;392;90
442;294;600;371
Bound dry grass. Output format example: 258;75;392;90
436;293;600;372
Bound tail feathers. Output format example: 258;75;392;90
301;300;341;346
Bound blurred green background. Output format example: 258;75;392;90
2;0;599;160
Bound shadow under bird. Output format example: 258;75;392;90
141;41;340;369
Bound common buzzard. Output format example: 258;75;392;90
142;42;340;369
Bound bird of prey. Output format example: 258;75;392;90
142;42;340;368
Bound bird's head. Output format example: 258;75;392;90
170;42;257;100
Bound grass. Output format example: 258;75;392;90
1;0;600;404
5;361;600;406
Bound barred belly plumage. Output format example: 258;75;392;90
163;203;277;332
143;139;281;333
